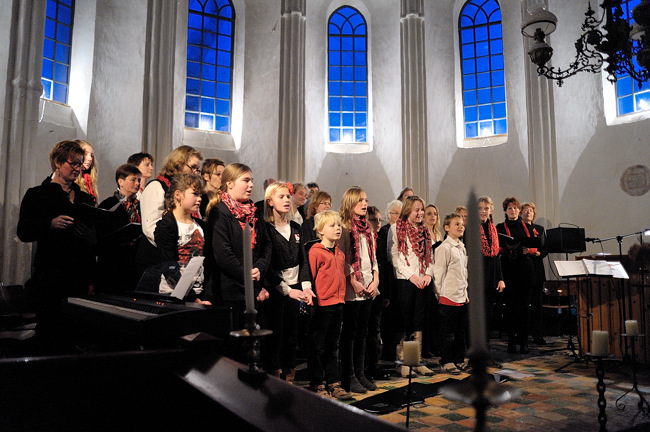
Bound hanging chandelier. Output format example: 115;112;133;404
521;0;650;87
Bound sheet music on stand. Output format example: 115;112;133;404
554;259;629;279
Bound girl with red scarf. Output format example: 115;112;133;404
388;195;435;377
337;186;379;393
496;197;538;355
478;197;506;358
209;163;271;331
74;140;99;205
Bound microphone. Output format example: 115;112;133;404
585;237;599;243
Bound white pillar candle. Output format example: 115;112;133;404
625;320;639;336
592;330;609;356
243;224;255;314
403;341;419;366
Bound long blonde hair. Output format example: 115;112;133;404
204;163;252;217
264;181;290;224
425;204;442;241
74;140;98;199
338;186;365;229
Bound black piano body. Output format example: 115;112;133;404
64;294;232;348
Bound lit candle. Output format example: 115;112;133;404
466;190;487;351
243;223;255;313
625;320;639;336
403;341;419;366
592;330;609;356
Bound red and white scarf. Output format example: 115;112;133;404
396;218;432;275
349;216;375;282
221;191;258;248
480;220;499;257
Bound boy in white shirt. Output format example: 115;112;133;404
433;212;469;375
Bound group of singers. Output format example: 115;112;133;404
17;140;548;399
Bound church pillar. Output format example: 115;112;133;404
522;1;559;226
142;0;177;165
400;0;428;199
0;0;46;285
277;0;306;182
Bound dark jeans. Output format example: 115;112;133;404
262;287;299;372
340;298;373;377
365;294;384;374
397;279;427;334
439;303;468;365
307;303;343;387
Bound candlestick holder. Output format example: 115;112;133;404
394;360;416;428
586;353;611;432
440;348;521;432
615;334;649;415
230;309;273;388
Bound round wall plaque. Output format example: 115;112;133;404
620;165;650;196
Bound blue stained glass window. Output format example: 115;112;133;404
459;0;507;139
614;0;649;115
41;0;75;104
328;6;368;144
185;0;235;132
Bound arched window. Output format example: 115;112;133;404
459;0;506;139
185;0;235;132
328;6;368;144
614;0;649;115
41;0;75;104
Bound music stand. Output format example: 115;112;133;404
546;227;588;371
590;230;647;362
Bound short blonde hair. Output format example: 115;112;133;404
159;145;203;178
314;210;342;239
264;181;290;223
520;202;537;221
307;190;332;219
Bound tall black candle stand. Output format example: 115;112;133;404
586;353;609;432
615;334;649;415
230;310;272;388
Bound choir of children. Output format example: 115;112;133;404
20;141;550;400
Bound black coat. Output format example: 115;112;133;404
209;201;271;301
17;177;96;299
264;221;310;292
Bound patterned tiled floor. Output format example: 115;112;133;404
299;337;650;431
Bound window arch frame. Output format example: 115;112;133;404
325;3;373;154
603;0;650;125
180;0;244;150
184;0;236;134
41;0;75;105
454;0;508;148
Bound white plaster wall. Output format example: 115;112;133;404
86;0;147;197
305;0;402;209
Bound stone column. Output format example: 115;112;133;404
142;0;177;164
400;0;428;198
522;0;559;227
0;0;47;284
277;0;306;182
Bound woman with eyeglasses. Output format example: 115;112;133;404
136;145;203;275
17;140;97;352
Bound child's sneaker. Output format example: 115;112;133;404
327;382;354;400
309;384;328;397
442;362;462;375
